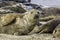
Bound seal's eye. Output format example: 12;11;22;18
31;12;33;14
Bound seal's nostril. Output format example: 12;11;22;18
34;14;39;19
37;12;40;14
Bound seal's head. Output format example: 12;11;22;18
25;9;40;21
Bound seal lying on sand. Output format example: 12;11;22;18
0;9;40;35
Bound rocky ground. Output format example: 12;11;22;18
0;34;54;40
0;1;60;40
